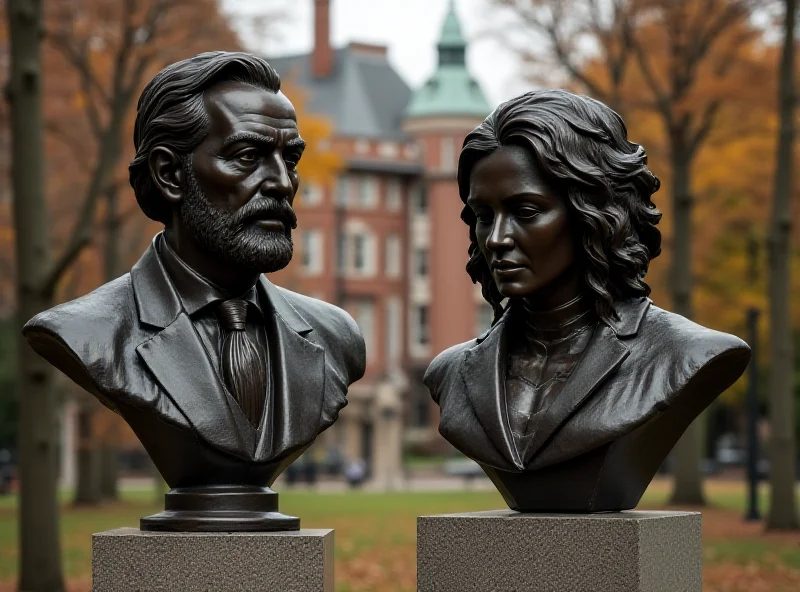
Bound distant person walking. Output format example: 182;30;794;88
345;458;367;488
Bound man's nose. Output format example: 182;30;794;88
259;156;294;200
486;214;514;251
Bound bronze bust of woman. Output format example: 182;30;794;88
424;90;751;512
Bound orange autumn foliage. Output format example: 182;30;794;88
531;0;800;403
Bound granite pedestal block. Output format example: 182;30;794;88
92;527;333;592
417;510;701;592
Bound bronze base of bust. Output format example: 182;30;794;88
140;485;300;532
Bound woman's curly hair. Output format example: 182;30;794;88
458;89;662;324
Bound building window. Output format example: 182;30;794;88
355;139;370;155
336;174;351;207
413;305;430;346
385;296;402;370
414;248;429;277
386;179;402;212
339;222;377;278
385;234;401;278
353;234;367;272
300;183;323;207
350;299;375;358
300;229;324;276
440;137;455;172
378;141;399;158
410;183;427;215
357;175;378;208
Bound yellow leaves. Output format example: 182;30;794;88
72;91;86;110
281;82;342;188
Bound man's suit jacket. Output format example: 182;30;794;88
424;297;750;511
23;237;366;488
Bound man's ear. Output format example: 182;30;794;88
148;146;185;205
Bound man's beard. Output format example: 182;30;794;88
178;158;297;275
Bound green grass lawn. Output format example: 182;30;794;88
1;480;799;591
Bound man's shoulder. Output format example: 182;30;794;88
423;339;474;402
273;286;360;339
273;286;366;383
23;274;135;342
22;274;137;402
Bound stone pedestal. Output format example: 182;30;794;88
417;510;701;592
92;527;333;592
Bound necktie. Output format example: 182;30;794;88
217;299;267;428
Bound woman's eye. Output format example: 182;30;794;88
517;206;540;219
476;211;493;224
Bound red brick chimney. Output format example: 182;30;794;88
313;0;333;78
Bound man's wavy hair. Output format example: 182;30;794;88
458;89;662;324
129;51;281;224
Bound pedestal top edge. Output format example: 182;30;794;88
94;527;334;537
419;509;701;520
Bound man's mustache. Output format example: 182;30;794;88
232;197;298;230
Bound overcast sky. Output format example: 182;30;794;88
222;0;534;108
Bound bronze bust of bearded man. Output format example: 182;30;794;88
424;90;751;513
23;52;366;531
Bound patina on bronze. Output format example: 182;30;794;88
23;52;366;531
424;90;751;512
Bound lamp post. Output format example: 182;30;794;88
745;307;761;521
743;229;761;521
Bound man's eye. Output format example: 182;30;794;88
234;150;258;164
285;153;301;171
475;211;493;224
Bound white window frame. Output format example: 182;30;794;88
357;175;379;209
300;182;323;207
339;220;377;278
385;234;402;278
300;229;324;276
386;178;403;212
412;304;430;347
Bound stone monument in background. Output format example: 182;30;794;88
420;89;751;591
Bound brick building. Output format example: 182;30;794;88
269;0;491;469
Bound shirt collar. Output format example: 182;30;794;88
157;233;262;318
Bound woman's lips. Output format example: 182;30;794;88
492;260;526;275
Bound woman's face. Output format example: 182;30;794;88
467;144;577;300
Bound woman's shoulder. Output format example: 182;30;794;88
629;302;751;379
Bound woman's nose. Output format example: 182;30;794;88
486;215;514;251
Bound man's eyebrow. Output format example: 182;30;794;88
284;137;306;151
221;132;276;149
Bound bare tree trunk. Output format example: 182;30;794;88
767;0;798;531
73;398;102;505
668;143;707;506
7;0;65;589
100;185;121;500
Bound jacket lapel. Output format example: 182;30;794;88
456;297;651;471
461;317;523;470
131;235;247;459
525;299;653;462
255;278;325;462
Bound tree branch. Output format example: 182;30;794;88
687;99;721;158
631;35;674;125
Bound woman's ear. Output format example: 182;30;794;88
148;147;185;205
